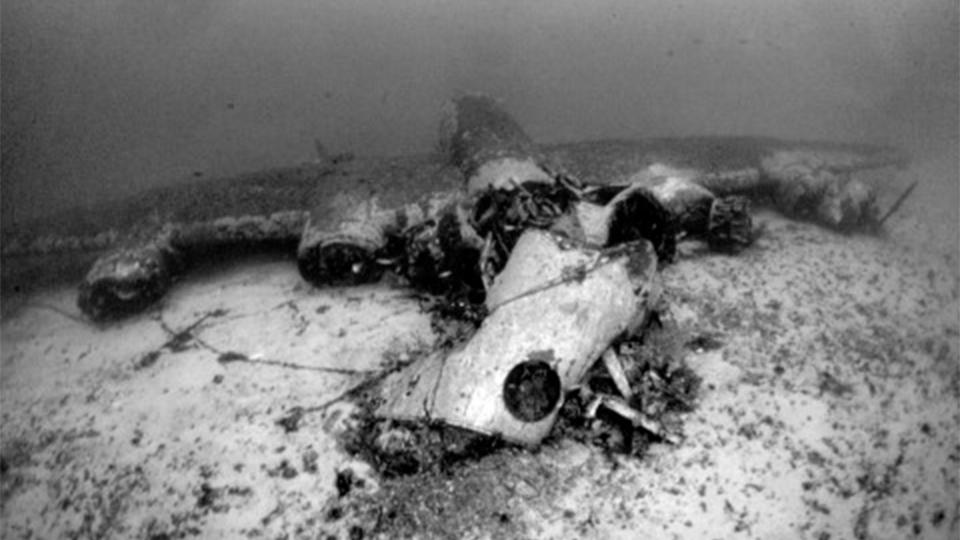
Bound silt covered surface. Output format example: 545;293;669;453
1;141;957;538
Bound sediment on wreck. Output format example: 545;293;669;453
439;94;554;194
376;229;658;446
543;137;907;232
66;155;466;320
563;176;750;260
76;210;311;321
605;176;753;254
294;156;464;288
759;150;881;229
3;166;320;300
438;94;582;284
299;94;562;294
3;92;910;322
372;97;664;447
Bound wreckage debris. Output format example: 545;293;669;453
439;94;554;194
376;228;658;446
32;91;904;320
76;210;308;321
371;96;712;452
8;95;912;465
502;358;563;423
336;309;700;479
708;196;754;250
553;322;701;454
601;184;680;260
46;97;919;501
876;179;920;228
64;94;910;464
77;241;180;321
761;150;881;229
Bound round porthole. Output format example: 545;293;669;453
502;360;562;423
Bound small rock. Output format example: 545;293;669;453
266;459;299;479
336;469;355;497
276;407;304;433
302;448;319;474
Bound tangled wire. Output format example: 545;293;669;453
471;179;578;288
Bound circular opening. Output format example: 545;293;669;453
502;360;562;423
607;188;676;261
299;242;378;287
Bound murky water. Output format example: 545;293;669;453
1;2;957;538
2;0;956;228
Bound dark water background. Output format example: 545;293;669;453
2;0;957;234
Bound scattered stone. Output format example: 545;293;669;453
275;407;305;433
135;351;161;370
684;332;725;352
336;469;355;497
217;351;248;364
302;448;319;474
266;460;298;479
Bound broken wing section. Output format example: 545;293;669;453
376;230;657;446
544;137;909;231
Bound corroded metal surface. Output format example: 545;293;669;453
0;130;907;321
542;137;907;189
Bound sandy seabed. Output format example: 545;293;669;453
1;172;958;538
